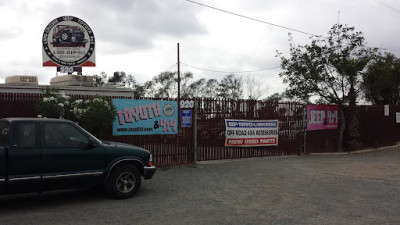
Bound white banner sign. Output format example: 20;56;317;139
225;119;278;147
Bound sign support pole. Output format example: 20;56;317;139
177;43;181;101
192;100;197;165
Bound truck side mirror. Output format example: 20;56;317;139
87;140;98;149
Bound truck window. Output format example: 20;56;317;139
0;120;10;147
16;123;39;148
44;123;90;148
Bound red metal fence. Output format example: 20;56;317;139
0;93;41;118
1;91;400;166
194;99;303;161
355;105;400;148
106;98;304;165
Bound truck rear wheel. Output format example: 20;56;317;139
106;164;141;199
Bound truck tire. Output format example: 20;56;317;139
106;164;141;199
61;31;71;42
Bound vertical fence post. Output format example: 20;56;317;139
302;104;307;154
192;100;198;165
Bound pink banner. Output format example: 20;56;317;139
307;105;338;130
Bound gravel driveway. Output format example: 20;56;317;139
1;146;400;225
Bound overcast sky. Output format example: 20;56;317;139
0;0;399;97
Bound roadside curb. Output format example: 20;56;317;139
196;145;400;165
197;155;297;165
310;144;400;156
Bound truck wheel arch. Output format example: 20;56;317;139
106;159;144;182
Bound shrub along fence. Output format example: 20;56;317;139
1;90;400;166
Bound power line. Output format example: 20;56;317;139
181;62;280;74
372;0;400;14
374;46;400;53
163;63;178;72
186;0;320;37
186;0;400;54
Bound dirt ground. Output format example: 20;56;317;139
1;146;400;225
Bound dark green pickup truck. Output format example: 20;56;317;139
0;118;156;199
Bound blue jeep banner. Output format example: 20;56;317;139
113;99;178;136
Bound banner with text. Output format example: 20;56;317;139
225;119;279;147
113;99;178;136
307;105;338;130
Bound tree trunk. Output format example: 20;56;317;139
345;83;362;151
346;106;362;151
338;105;345;152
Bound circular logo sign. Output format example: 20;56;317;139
163;104;175;117
42;16;95;67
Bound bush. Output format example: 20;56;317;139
71;97;116;138
35;87;71;119
35;87;116;139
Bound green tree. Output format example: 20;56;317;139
182;77;223;98
144;71;200;98
108;71;139;89
277;24;378;151
144;71;179;98
217;74;243;99
106;71;145;97
108;71;126;85
132;83;146;98
142;71;243;99
265;92;286;101
202;79;219;98
181;77;206;98
362;53;400;105
93;72;108;87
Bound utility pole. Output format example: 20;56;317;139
177;43;181;101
